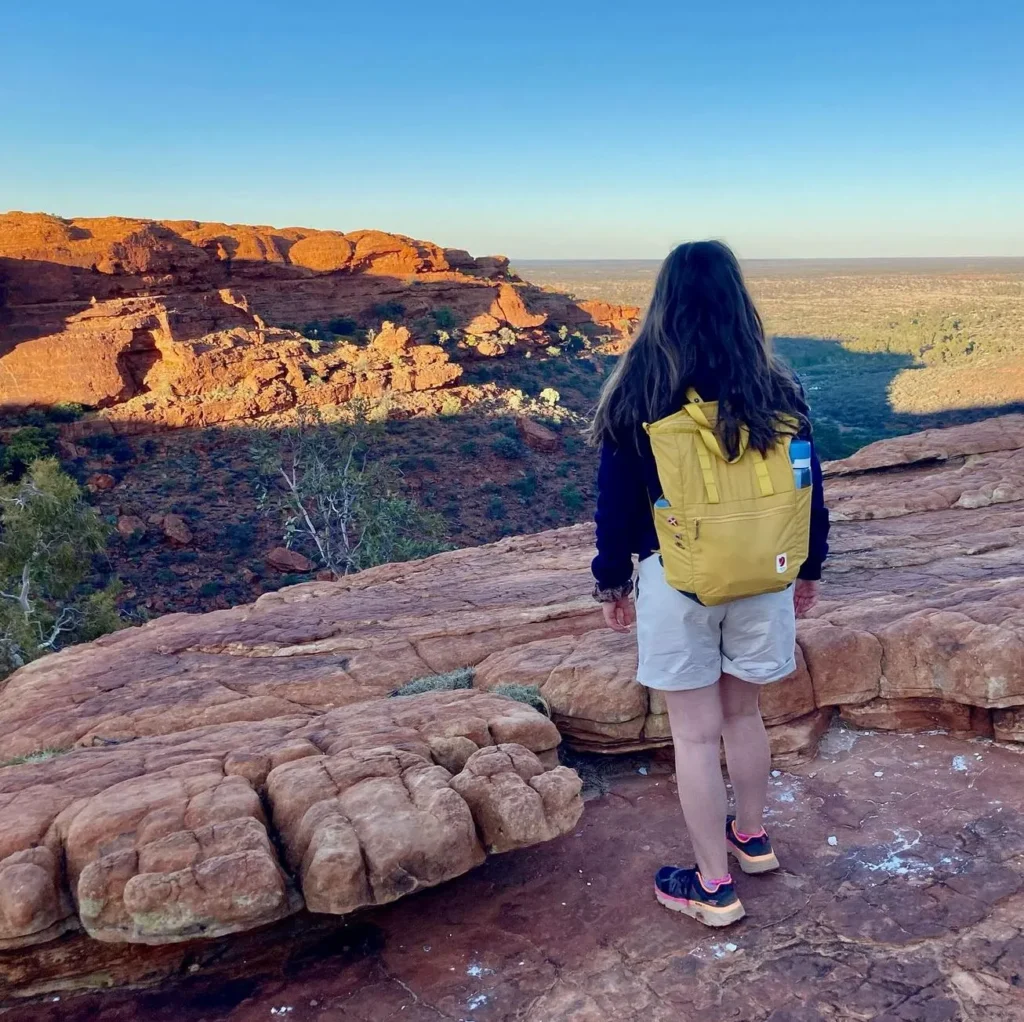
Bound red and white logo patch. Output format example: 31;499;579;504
776;553;788;574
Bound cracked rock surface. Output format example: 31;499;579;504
4;728;1022;1020
4;417;1024;766
0;691;581;961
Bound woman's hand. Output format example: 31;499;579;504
794;579;819;618
602;596;636;633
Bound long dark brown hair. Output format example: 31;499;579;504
589;240;807;458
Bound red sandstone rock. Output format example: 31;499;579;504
86;473;116;493
1;416;1024;990
516;415;560;453
115;515;146;539
160;514;192;546
0;690;576;954
265;548;314;574
840;697;993;735
3;730;1022;1013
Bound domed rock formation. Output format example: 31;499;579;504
0;689;580;954
0;213;640;430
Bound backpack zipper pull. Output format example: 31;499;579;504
694;519;701;541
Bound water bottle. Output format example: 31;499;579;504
789;440;812;489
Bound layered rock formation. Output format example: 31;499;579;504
2;416;1023;765
0;689;580;955
0;213;639;428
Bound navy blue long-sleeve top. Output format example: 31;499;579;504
591;391;830;596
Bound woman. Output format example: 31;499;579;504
589;240;829;927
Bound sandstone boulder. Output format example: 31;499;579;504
0;690;579;953
517;416;560;453
160;514;193;546
116;515;146;539
86;473;116;493
265;547;314;574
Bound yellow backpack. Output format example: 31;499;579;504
643;389;811;606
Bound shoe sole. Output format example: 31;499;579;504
654;886;746;927
727;842;780;874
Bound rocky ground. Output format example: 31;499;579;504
3;727;1022;1021
2;415;1024;1022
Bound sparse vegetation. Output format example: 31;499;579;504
391;666;474;697
0;459;122;680
492;682;550;717
372;300;406;320
490;435;525;460
0;746;70;768
432;306;458;330
251;406;450;576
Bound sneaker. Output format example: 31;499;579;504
726;815;780;874
654;866;745;927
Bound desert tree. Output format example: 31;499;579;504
251;405;449;576
0;459;121;679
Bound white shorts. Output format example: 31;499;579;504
635;554;797;692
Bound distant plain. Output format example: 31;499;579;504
518;257;1024;458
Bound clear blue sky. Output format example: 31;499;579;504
2;1;1022;258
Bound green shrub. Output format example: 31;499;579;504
486;496;507;520
82;433;134;464
510;473;537;503
226;522;255;553
459;440;479;457
491;435;525;460
492;682;550;717
440;394;462;417
199;581;222;598
327;316;358;335
372;301;406;320
0;427;58;482
432;306;458;330
560;484;585;513
47;403;86;424
0;459;122;680
392;666;474;697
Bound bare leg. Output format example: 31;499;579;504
663;684;728;880
720;673;771;836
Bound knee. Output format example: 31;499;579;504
673;719;724;746
722;697;761;724
720;673;764;722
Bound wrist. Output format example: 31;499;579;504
592;580;633;603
